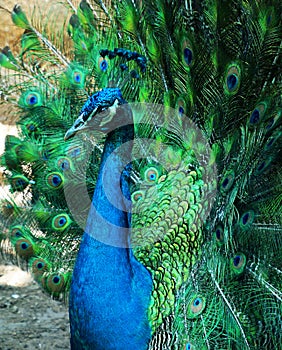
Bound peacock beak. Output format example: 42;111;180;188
64;112;88;140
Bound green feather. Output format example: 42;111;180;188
11;4;30;29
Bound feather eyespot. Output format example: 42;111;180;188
26;94;38;105
249;102;267;126
11;175;29;191
255;157;272;174
132;190;144;203
220;170;235;192
34;260;45;270
46;274;66;294
265;117;274;130
52;214;71;231
187;294;206;319
53;276;61;284
19;91;42;108
65;65;86;88
266;137;275;148
184;342;195;350
57;157;72;171
46;172;64;189
265;110;281;132
144;167;160;184
10;226;24;238
227;74;238;90
15;238;34;258
214;224;224;245
176;97;187;117
181;38;193;67
1;200;16;217
264;132;281;151
239;210;255;229
230;253;246;275
31;258;49;278
183;48;193;66
224;63;241;94
26;123;37;132
73;71;82;83
98;57;108;72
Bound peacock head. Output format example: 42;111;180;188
64;88;127;140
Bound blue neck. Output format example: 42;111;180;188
69;107;153;349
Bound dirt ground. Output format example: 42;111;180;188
0;259;70;350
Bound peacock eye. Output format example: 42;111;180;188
220;170;235;192
27;94;38;105
184;342;194;350
187;294;206;319
224;63;241;94
31;258;49;277
52;214;72;231
267;137;274;147
37;262;44;269
255;158;272;174
226;74;238;91
214;224;224;245
239;210;255;229
230;253;246;274
27;123;36;131
132;190;144;203
176;97;187;117
20;90;42;108
65;65;86;88
144;167;160;184
11;175;29;191
99;57;108;72
181;37;193;68
46;172;64;189
21;241;28;250
11;227;24;238
183;47;193;66
57;157;71;171
73;71;82;83
265;118;274;130
53;275;61;284
46;273;67;294
250;109;260;124
265;132;280;151
265;110;280;132
249;102;267;126
15;238;34;258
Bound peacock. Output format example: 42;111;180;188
0;0;282;349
